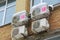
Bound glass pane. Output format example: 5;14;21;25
33;0;40;6
0;10;4;26
7;1;16;7
43;0;60;5
32;0;60;6
8;0;16;3
0;0;5;7
5;5;16;24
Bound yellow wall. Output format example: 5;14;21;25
16;0;30;13
0;24;12;40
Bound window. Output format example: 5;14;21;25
31;0;60;6
8;0;16;4
0;10;4;26
0;0;5;7
31;0;40;7
0;0;16;7
0;0;16;26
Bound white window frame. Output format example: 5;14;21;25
2;0;7;25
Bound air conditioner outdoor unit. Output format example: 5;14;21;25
11;26;28;40
12;10;29;27
30;3;50;21
31;18;49;33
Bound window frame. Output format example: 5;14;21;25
0;0;16;26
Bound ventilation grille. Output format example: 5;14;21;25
12;16;19;24
11;28;24;40
12;28;19;37
32;8;40;17
32;21;40;29
12;15;20;27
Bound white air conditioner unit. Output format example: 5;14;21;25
12;10;29;27
30;3;50;21
31;18;49;33
11;26;28;40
